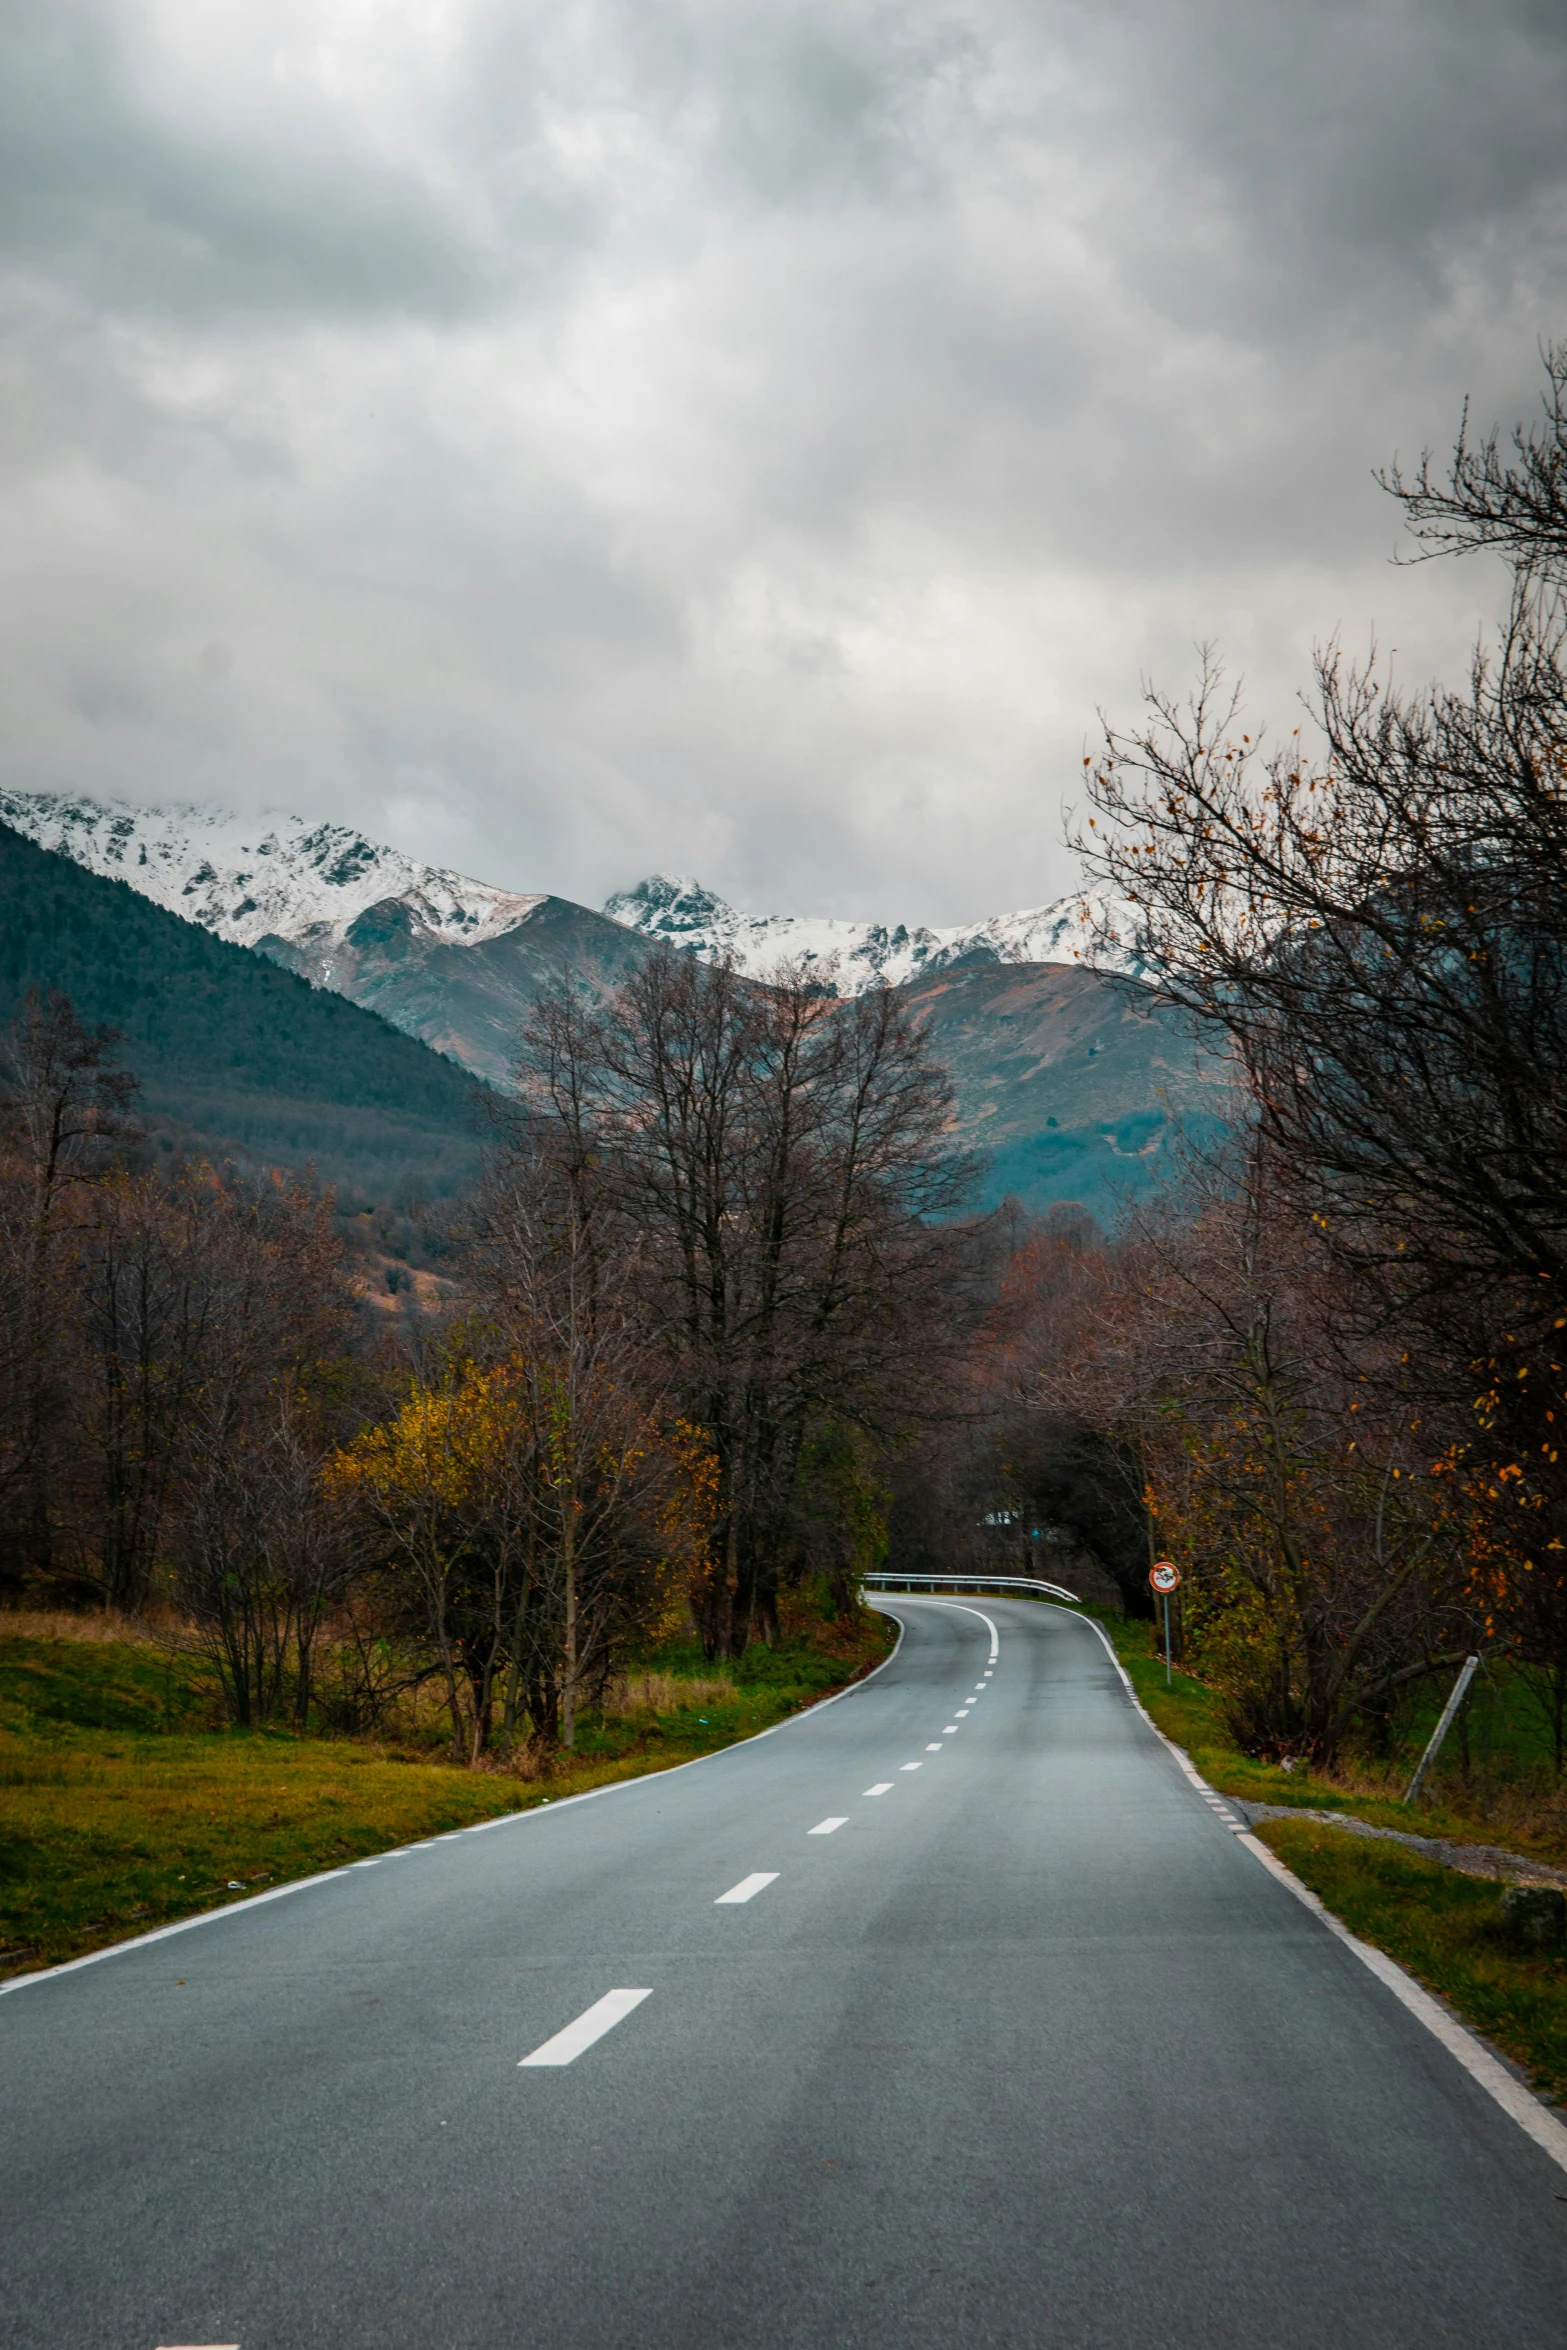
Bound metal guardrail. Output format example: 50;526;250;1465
860;1572;1081;1604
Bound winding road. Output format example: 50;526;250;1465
5;1597;1567;2348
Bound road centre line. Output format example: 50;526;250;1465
925;1742;944;1751
900;1762;922;1771
943;1725;960;1733
864;1783;894;1796
808;1818;849;1835
895;1594;1000;1663
518;1988;652;2068
5;1619;918;2003
715;1873;778;1904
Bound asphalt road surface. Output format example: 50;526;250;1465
6;1597;1567;2350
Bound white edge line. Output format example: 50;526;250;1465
1;1615;909;1999
1040;1600;1567;2180
1234;1829;1567;2176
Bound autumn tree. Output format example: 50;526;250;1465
1082;1148;1473;1760
333;1120;716;1759
1077;341;1567;1716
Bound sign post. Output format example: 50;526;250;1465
1149;1561;1181;1686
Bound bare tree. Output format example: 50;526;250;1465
76;1166;346;1614
1379;339;1567;581
175;1389;356;1728
466;1133;703;1747
512;951;973;1657
0;992;136;1588
1077;611;1567;1627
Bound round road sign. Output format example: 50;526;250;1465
1149;1561;1181;1594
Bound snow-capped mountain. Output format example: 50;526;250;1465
1;786;1199;1217
0;789;544;959
602;874;1146;993
0;789;1142;996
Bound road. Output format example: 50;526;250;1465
5;1596;1567;2349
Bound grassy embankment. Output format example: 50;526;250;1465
1080;1605;1567;2103
0;1596;892;1982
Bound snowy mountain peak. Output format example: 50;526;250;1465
602;874;1146;994
0;790;545;953
604;874;734;940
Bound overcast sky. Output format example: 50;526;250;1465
3;0;1566;924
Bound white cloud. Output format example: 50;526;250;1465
1;0;1564;923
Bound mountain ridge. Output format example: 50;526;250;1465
0;788;1198;1219
0;790;1141;1001
603;873;1145;992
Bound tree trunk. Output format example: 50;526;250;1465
561;1517;578;1750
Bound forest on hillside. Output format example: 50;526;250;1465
0;820;483;1211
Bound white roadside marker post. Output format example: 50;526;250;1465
1403;1655;1481;1804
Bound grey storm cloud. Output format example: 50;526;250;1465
2;0;1566;923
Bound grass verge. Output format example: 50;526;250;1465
0;1595;892;1982
1085;1606;1567;1861
1252;1817;1567;2104
1075;1604;1567;2102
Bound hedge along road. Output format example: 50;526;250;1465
5;1600;1567;2350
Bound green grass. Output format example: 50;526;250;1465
1254;1817;1567;2103
0;1598;892;1979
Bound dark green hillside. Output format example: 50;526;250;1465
0;821;482;1206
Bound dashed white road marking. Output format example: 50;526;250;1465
925;1742;944;1751
900;1762;923;1772
956;1708;970;1717
715;1872;779;1905
156;2341;239;2347
518;1988;652;2067
809;1818;849;1835
943;1725;960;1734
863;1783;894;1796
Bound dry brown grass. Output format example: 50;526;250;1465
0;1608;167;1644
605;1669;738;1715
